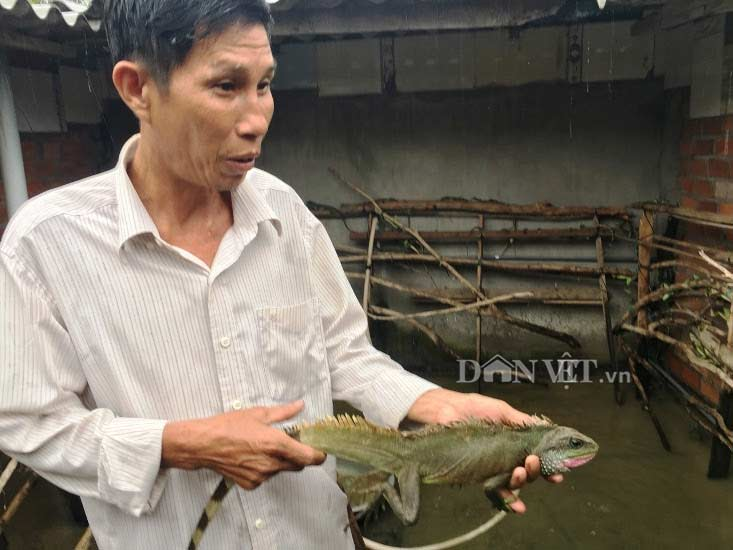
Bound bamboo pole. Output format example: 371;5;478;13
330;168;581;348
0;474;36;527
369;305;461;360
74;528;94;550
476;215;484;365
637;210;655;329
595;216;622;404
0;459;17;496
362;215;378;313
617;339;671;451
349;226;617;243
327;196;630;220
344;272;602;306
366;292;533;322
338;252;633;278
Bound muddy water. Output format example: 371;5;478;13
359;376;733;550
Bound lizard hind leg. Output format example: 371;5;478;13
482;473;513;512
380;463;421;526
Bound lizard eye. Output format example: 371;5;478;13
569;438;583;449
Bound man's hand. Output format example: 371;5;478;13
407;388;563;514
162;400;325;490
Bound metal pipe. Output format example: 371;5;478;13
0;48;28;217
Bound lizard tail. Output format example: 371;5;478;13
188;477;234;550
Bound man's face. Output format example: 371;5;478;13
146;23;275;191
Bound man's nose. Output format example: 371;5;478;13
234;105;270;140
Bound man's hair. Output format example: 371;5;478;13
103;0;274;85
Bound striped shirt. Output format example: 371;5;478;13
0;135;438;550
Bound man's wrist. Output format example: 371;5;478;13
161;418;211;470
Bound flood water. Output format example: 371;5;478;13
358;376;733;549
6;374;733;549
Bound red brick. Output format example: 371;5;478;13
693;179;714;197
680;196;699;210
715;138;733;156
693;139;715;156
724;115;733;131
681;196;718;212
681;159;707;177
43;141;62;162
709;159;731;178
680;178;694;193
700;380;721;407
718;202;733;216
20;139;37;161
680;141;693;157
702;116;726;136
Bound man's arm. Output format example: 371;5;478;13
0;248;170;516
306;219;438;427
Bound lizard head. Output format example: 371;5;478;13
534;426;599;476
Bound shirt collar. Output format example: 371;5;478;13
115;134;282;251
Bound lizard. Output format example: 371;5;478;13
188;414;598;549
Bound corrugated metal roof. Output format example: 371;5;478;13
0;0;103;35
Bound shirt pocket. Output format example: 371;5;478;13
256;297;329;402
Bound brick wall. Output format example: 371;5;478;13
0;124;109;232
669;113;733;406
679;115;733;244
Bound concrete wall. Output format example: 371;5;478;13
259;79;681;367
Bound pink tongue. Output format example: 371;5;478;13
562;454;595;469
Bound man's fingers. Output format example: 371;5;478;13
523;455;541;482
496;488;526;514
270;432;326;466
509;466;527;489
548;473;564;483
260;400;305;424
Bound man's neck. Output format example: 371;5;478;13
127;137;234;266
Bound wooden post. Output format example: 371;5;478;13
476;215;484;393
637;210;655;329
595;215;623;404
708;392;733;478
362;215;378;314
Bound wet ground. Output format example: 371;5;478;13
360;376;733;549
4;375;733;549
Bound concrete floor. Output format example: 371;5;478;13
4;375;733;549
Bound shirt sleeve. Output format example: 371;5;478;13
0;248;168;517
307;220;439;428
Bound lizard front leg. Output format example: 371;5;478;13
482;473;513;512
380;463;421;526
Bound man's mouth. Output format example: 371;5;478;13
223;153;259;175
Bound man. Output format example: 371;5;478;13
0;1;561;548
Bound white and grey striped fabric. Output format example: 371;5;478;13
0;135;438;550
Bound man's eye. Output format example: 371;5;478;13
215;81;235;92
258;80;271;92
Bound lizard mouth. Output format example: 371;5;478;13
561;452;596;469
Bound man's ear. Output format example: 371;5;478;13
112;61;155;124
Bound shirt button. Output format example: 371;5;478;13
254;518;265;530
219;336;232;349
231;400;242;411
